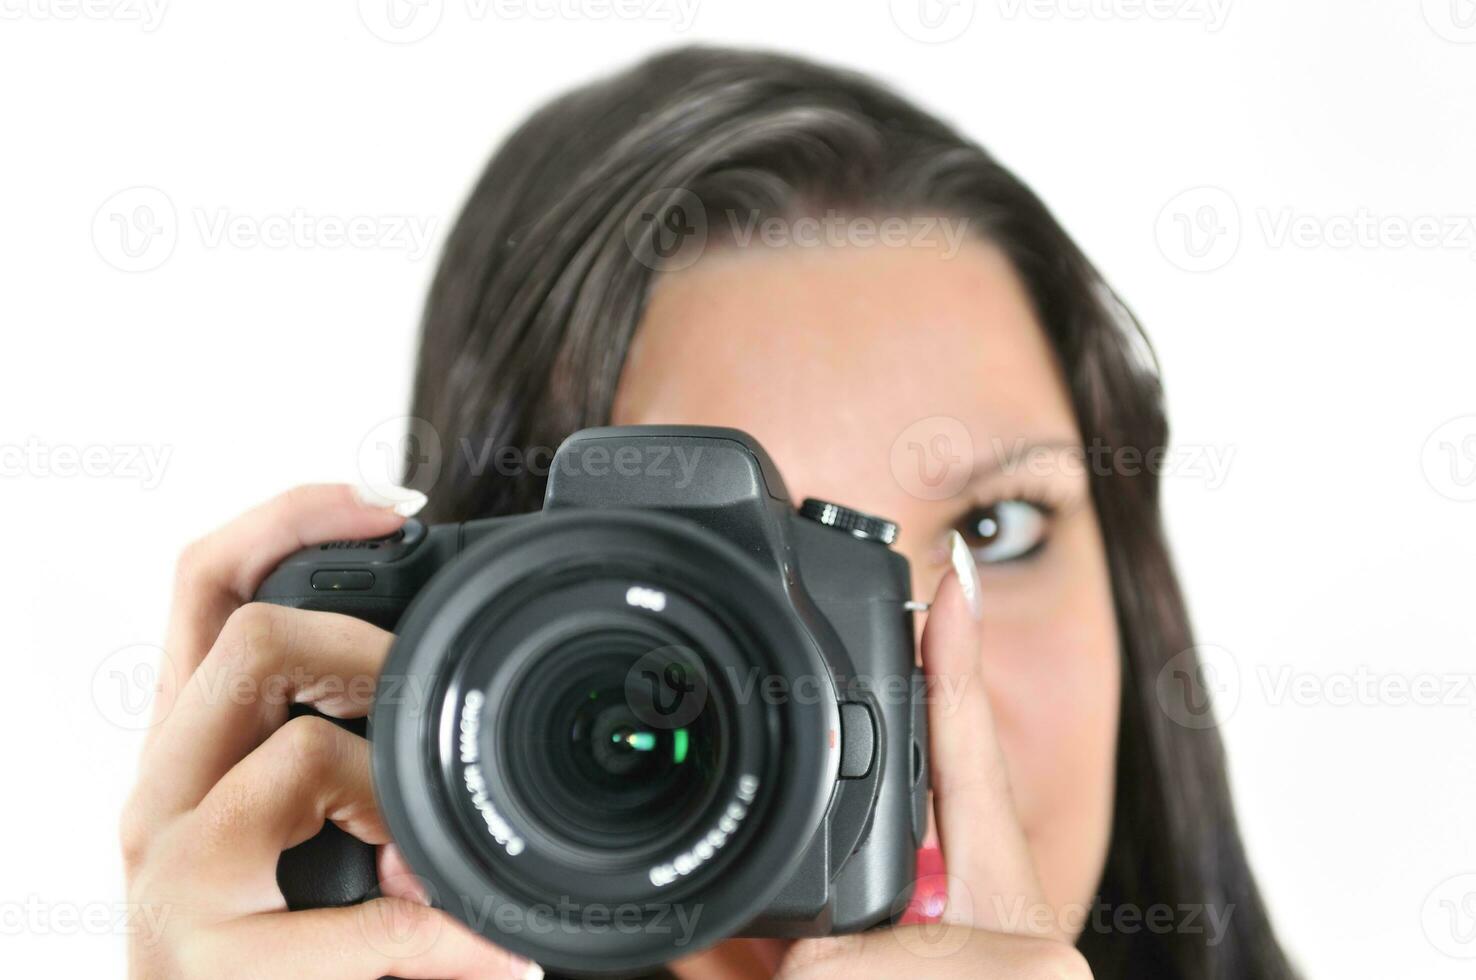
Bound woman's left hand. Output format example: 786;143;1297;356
775;538;1092;979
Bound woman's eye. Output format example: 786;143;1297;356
959;500;1050;564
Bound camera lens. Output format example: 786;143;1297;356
501;629;725;855
372;509;837;974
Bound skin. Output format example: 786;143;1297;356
122;236;1117;978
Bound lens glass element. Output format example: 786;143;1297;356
502;628;724;856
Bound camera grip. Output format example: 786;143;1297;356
252;521;454;911
250;595;403;912
274;706;381;910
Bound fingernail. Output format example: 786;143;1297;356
517;962;544;980
354;484;427;517
948;530;982;620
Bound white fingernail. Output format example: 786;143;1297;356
520;964;544;980
353;484;427;517
948;530;982;620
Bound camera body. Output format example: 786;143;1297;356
257;426;928;975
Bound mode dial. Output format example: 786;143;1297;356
798;498;899;545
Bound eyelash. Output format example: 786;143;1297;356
954;495;1059;565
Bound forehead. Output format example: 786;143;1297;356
612;239;1079;493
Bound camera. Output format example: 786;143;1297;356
256;426;929;976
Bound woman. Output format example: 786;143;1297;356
122;48;1297;979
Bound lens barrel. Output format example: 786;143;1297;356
371;510;838;975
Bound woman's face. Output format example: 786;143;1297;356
612;236;1120;920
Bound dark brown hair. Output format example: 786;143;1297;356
409;46;1296;980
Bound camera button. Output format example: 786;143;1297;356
839;702;876;779
310;569;376;592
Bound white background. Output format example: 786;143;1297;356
3;2;1475;976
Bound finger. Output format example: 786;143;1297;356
378;843;432;906
137;604;392;822
155;483;421;727
184;716;385;907
919;532;1051;935
194;899;541;980
779;926;1089;980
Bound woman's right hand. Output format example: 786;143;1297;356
120;484;541;979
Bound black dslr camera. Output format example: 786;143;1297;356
256;426;928;976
